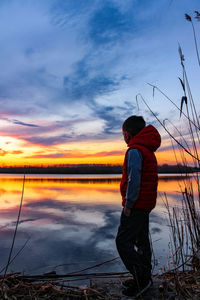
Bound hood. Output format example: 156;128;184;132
128;125;161;152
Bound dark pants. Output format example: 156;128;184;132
116;209;152;280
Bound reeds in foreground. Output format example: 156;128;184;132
139;11;200;274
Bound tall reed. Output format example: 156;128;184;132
140;11;200;271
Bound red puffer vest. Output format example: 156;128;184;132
120;125;161;211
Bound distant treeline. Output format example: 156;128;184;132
0;164;122;174
158;164;199;174
0;163;199;174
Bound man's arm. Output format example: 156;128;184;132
124;149;142;216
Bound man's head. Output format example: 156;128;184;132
122;115;146;144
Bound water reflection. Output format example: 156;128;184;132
0;174;197;276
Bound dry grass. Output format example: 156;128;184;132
141;11;200;275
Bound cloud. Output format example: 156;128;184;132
10;150;23;155
93;150;123;157
0;100;138;147
0;149;23;157
11;218;41;226
151;227;162;234
88;2;133;46
24;134;72;146
91;101;137;135
27;153;70;159
0;117;39;128
25;150;124;159
0;149;7;156
50;0;95;28
63;57;121;102
12;119;40;127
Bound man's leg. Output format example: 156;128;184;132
115;209;151;279
135;213;152;280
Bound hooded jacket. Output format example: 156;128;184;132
120;125;161;211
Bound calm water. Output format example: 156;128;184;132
0;174;197;277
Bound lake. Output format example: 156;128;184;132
0;174;196;278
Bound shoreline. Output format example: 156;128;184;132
0;172;196;180
1;268;199;299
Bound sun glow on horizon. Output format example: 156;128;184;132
0;147;192;167
0;128;196;167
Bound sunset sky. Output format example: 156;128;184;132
0;0;199;166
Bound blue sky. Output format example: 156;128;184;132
0;0;199;165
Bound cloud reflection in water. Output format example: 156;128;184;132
0;175;192;275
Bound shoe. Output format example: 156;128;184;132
122;277;135;288
122;278;152;297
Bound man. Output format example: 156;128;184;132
116;115;161;297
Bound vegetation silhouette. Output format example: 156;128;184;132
0;163;199;174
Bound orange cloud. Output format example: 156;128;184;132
0;149;7;156
25;150;124;159
0;130;196;167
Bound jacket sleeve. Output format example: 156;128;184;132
125;149;142;208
